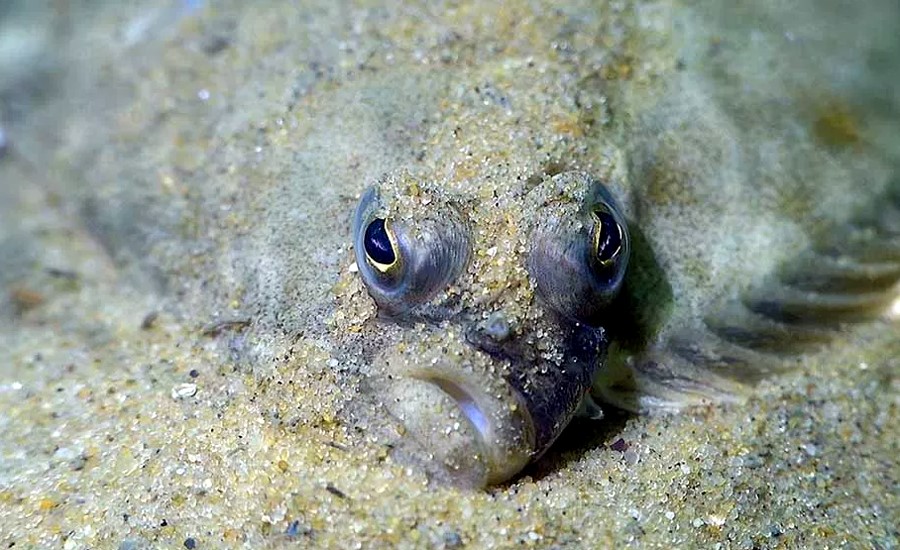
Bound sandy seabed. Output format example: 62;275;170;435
0;1;898;548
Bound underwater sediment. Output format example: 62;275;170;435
0;0;898;547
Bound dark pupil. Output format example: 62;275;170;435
594;211;621;263
364;218;396;265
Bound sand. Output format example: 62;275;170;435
0;1;897;548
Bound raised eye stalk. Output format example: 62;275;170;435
353;186;470;316
527;172;631;325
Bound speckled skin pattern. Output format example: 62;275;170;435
0;0;898;548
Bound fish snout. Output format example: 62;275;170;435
373;322;606;487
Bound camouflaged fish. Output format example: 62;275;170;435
331;49;900;489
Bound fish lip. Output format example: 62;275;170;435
406;323;606;485
375;316;607;487
411;373;535;486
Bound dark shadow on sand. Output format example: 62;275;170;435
525;408;634;482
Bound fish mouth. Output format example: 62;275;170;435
376;323;606;487
426;377;493;444
385;367;536;488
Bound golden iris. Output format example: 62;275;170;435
590;207;623;268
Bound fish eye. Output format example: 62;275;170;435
590;207;625;270
526;172;630;324
364;218;398;271
353;185;470;315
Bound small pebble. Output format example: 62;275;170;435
285;520;301;536
623;449;639;465
442;530;463;548
285;520;310;537
183;537;196;549
801;443;818;457
189;369;200;378
70;453;88;471
54;447;79;461
171;383;197;400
